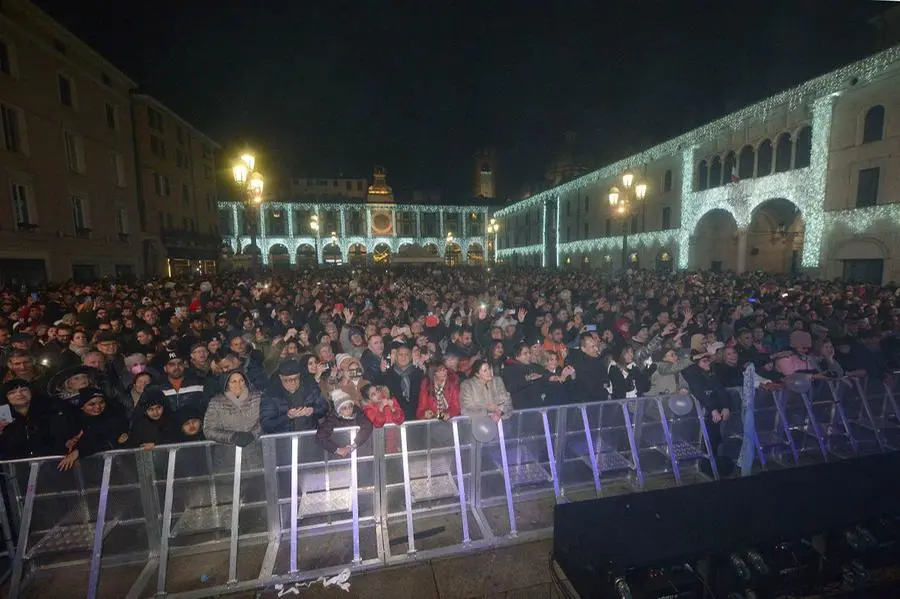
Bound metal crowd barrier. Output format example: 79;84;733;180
0;376;898;598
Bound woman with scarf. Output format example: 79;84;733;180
417;362;461;420
203;370;261;447
58;387;130;471
384;346;424;421
69;330;91;359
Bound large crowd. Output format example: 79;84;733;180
0;267;898;476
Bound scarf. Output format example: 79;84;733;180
433;382;448;412
393;363;415;403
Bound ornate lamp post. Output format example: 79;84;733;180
232;152;264;274
486;218;500;265
607;172;647;271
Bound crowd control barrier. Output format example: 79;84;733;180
0;375;898;598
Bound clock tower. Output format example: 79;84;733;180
474;149;496;199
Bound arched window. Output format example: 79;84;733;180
757;139;773;176
709;156;722;187
862;105;885;143
697;160;708;191
738;145;755;179
794;126;812;168
723;151;737;183
774;133;792;173
663;169;673;192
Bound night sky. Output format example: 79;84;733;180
36;0;884;200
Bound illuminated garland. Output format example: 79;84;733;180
823;203;900;235
541;201;547;267
558;229;679;254
218;200;492;214
496;244;544;258
233;235;488;263
495;45;900;221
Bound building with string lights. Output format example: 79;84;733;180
494;45;900;284
218;165;504;268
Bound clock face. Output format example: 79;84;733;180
372;212;392;235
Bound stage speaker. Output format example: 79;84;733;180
554;452;900;599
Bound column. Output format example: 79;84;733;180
736;228;748;274
287;207;295;238
439;208;444;237
231;204;240;250
339;206;346;238
390;208;397;237
461;209;467;238
366;206;372;238
415;211;421;238
315;206;322;265
259;206;268;265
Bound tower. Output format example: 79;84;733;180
367;165;394;203
474;149;496;199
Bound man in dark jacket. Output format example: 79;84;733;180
502;344;546;409
156;348;211;413
384;346;424;421
260;360;327;433
0;379;76;459
680;350;733;477
360;334;386;384
566;333;609;403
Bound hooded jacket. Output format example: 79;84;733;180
260;377;328;434
74;389;130;456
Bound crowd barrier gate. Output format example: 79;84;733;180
0;376;897;598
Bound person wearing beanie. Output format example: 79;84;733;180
129;387;172;449
0;379;76;460
260;360;327;434
203;370;260;447
315;388;373;458
59;387;129;471
171;406;205;443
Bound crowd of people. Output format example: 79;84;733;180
0;267;898;473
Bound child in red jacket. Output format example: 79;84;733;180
362;384;405;428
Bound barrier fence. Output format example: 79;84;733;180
0;375;898;598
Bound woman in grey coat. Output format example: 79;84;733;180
203;370;261;447
649;347;693;396
460;359;513;422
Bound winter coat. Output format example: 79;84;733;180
384;366;425;422
460;377;513;419
360;349;384;384
502;359;548;410
315;409;373;455
680;364;730;413
713;362;744;388
417;375;461;419
202;390;262;445
260;379;328;434
160;373;210;414
649;357;692;395
607;362;652;399
363;398;406;428
129;412;174;446
75;402;130;457
0;395;76;459
566;349;609;403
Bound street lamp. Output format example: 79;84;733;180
608;172;648;271
310;214;319;266
486;218;500;265
330;231;338;265
232;152;264;274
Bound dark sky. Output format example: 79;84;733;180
36;0;885;200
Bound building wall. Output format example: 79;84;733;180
0;0;142;282
289;177;368;200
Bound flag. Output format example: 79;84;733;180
730;164;740;184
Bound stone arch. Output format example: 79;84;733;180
830;236;889;261
696;160;709;191
241;242;261;256
830;236;888;284
467;242;485;265
794;125;812;168
445;242;462;267
709;155;722;188
861;105;885;144
373;242;391;265
268;243;290;270
738;145;755;179
746;198;804;275
690;209;738;272
296;243;316;265
348;243;367;265
423;243;439;256
723;151;737;183
774;132;792;172
756;139;773;176
323;243;343;265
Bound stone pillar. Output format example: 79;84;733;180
415;211;421;238
390;208;397;237
439;208;444;238
287;207;295;238
366;206;372;238
736;228;748;274
339;206;346;238
461;209;467;238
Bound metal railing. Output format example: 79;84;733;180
1;375;897;598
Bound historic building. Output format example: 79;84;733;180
131;94;220;278
496;44;900;284
0;0;143;284
219;166;502;267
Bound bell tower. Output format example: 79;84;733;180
473;149;496;199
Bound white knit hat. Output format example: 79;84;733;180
330;389;354;415
335;353;353;370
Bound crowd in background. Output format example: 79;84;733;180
0;267;898;473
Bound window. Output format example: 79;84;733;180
661;207;671;229
696;160;708;191
53;38;67;55
357;181;363;191
182;183;190;205
583;222;589;238
176;149;189;169
112;152;126;187
605;219;612;236
856;167;880;208
1;103;23;152
63;131;85;174
738;145;755;179
583;196;589;213
147;107;163;132
201;144;211;159
663;169;673;192
333;180;338;187
794;126;812;169
71;196;87;231
166;213;173;229
105;103;117;131
58;74;74;107
566;225;571;242
709;156;722;187
11;182;34;227
0;40;11;75
862;105;885;144
150;135;166;158
775;133;792;172
176;126;185;145
153;173;170;197
566;201;571;217
757;140;773;176
346;181;352;190
116;207;128;235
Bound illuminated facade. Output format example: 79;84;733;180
496;45;900;284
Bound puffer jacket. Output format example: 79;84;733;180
202;391;262;444
649;356;693;395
